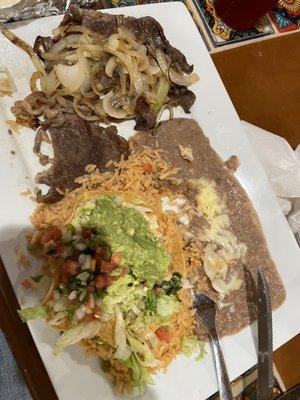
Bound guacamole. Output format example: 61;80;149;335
71;196;170;285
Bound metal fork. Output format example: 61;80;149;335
194;293;233;400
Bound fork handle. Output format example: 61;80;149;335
210;328;233;400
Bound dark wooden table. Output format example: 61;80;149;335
212;31;300;149
0;259;58;399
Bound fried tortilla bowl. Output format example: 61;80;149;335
28;187;195;395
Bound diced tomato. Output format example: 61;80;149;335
61;260;79;275
143;163;154;173
111;253;121;265
60;273;70;284
94;275;106;289
40;228;63;245
104;274;113;288
86;285;95;293
82;228;92;239
96;246;110;261
101;260;115;273
155;327;171;343
21;279;33;289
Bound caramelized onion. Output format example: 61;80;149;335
41;69;60;96
73;95;99;121
5;22;199;129
0;66;16;97
2;27;34;57
105;56;118;78
103;91;127;119
169;68;199;87
54;57;90;94
155;48;169;77
46;34;81;55
30;71;43;93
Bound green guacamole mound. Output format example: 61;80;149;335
71;195;170;286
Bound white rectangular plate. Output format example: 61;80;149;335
0;3;299;400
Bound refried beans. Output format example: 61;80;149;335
131;118;286;338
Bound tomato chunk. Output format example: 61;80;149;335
94;275;106;289
111;253;121;265
143;163;153;173
86;285;95;293
41;228;63;245
155;327;171;343
60;273;70;284
104;274;113;288
21;279;33;289
61;260;79;275
101;260;115;273
82;228;92;239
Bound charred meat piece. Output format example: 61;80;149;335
34;36;54;56
121;16;193;74
61;5;118;37
59;5;193;74
134;94;156;131
36;112;129;203
168;86;196;113
11;91;56;119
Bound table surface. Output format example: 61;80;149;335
212;31;300;149
0;3;299;400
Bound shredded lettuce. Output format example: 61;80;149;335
156;294;181;318
181;336;206;361
54;320;102;355
127;333;160;368
124;353;154;393
114;306;132;361
102;275;146;314
18;306;47;322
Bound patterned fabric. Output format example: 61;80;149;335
269;0;300;32
192;0;274;47
0;331;32;400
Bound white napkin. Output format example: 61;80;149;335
242;121;300;244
